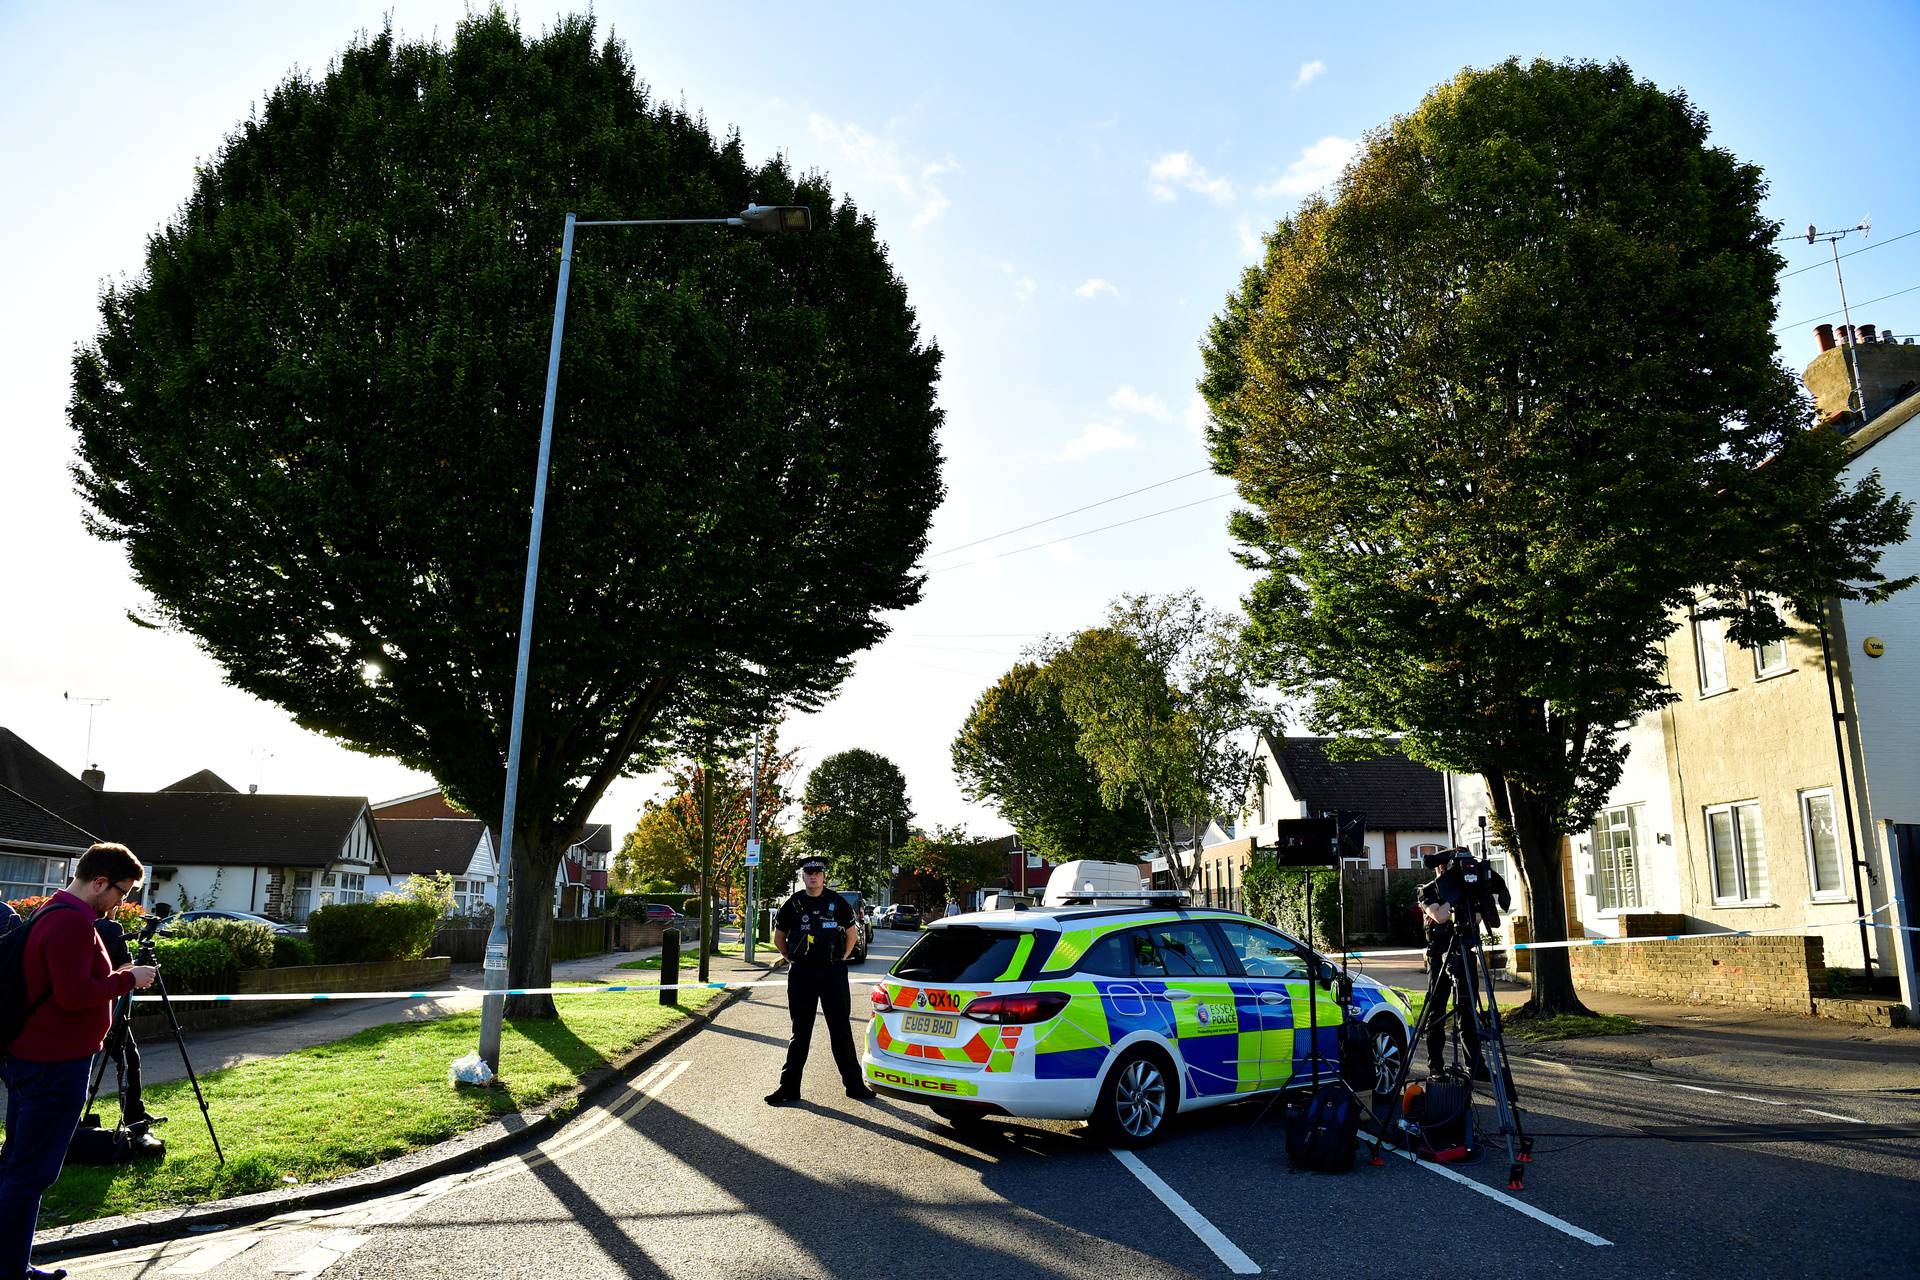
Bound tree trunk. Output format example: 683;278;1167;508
1493;779;1591;1017
504;840;558;1019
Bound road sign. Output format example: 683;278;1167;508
746;838;761;867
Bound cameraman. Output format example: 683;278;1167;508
92;911;164;1156
1416;847;1508;1080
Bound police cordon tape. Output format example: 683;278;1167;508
129;975;885;1002
130;903;1911;1002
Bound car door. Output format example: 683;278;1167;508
1214;919;1341;1088
1131;922;1245;1101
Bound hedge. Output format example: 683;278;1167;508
272;935;317;967
151;936;235;994
169;918;275;970
307;899;439;964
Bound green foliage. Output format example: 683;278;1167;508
615;807;697;891
151;937;235;994
1201;57;1912;1012
271;935;317;968
67;11;944;1007
396;872;457;920
800;749;912;895
1240;859;1345;944
169;918;276;970
306;899;440;964
899;824;1010;896
1046;592;1268;888
952;662;1154;862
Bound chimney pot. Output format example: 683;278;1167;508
1837;324;1855;345
1859;323;1878;344
1815;323;1836;352
81;766;105;790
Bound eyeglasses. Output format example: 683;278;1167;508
106;880;137;900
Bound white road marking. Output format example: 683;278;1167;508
469;1058;690;1188
1380;1146;1612;1247
1672;1084;1723;1095
162;1233;262;1273
1111;1149;1261;1275
1801;1108;1864;1123
1730;1094;1789;1106
272;1230;368;1277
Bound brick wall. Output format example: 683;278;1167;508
1569;934;1824;1013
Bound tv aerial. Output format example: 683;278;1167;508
63;692;110;768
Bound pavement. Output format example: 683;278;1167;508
39;928;1920;1279
1346;950;1920;1092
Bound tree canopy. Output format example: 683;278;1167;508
800;748;912;895
68;11;944;1011
1044;591;1268;890
951;662;1154;863
1199;57;1910;1013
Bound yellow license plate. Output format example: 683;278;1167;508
901;1012;957;1037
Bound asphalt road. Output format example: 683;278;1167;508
51;929;1920;1280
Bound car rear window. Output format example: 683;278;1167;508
895;926;1040;983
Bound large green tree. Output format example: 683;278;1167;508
1200;58;1910;1014
951;661;1154;862
1045;592;1269;892
68;12;944;1014
800;749;912;896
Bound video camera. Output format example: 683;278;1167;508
1420;847;1511;932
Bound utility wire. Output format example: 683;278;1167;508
1777;226;1920;281
924;468;1213;558
928;491;1235;575
1781;281;1920;330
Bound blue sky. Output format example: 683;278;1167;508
3;1;1916;838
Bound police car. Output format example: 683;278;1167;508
861;896;1414;1146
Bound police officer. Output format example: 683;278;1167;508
1418;848;1486;1079
765;858;876;1106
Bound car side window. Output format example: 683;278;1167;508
1215;920;1312;980
1136;923;1229;978
1079;931;1132;977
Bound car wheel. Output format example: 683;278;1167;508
1094;1046;1177;1147
1370;1016;1409;1098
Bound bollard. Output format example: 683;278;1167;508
758;906;773;944
660;928;680;1007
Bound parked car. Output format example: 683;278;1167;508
877;904;922;931
642;903;685;931
837;892;873;963
162;908;305;936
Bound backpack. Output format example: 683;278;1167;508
0;897;86;1052
1285;1084;1359;1173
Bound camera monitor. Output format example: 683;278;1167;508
1265;818;1341;868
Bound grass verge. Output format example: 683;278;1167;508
13;980;716;1227
1503;1009;1641;1042
618;941;743;971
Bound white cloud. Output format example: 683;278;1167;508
1293;60;1326;90
1148;151;1235;205
806;113;957;229
1236;215;1265;260
1075;277;1118;300
1013;275;1037;303
1184;392;1210;436
1058;422;1139;462
1256;135;1359;200
1107;385;1173;422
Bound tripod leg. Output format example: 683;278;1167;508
153;978;224;1165
1457;931;1525;1186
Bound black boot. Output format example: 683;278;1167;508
127;1120;166;1157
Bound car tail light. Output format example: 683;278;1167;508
870;985;892;1011
962;992;1069;1025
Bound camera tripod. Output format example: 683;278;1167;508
1368;919;1530;1188
84;924;224;1164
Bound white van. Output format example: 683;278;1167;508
1041;859;1148;906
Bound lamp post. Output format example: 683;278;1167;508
475;204;812;1075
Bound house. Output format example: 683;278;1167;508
0;729;389;921
1189;733;1447;917
0;782;98;902
369;818;498;917
1448;325;1920;1017
373;788;608;918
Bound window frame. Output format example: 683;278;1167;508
1694;607;1729;696
1798;788;1849;903
0;852;71;903
1753;637;1789;679
1212;918;1315;982
1590;803;1646;914
1705;800;1769;906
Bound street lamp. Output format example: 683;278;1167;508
474;204;812;1076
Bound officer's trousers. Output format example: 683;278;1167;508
1425;933;1484;1073
777;962;863;1095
